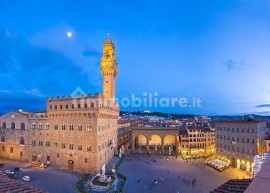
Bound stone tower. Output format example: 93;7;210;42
100;36;118;99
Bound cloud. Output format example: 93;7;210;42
0;24;102;113
29;24;101;87
225;59;250;72
24;89;45;97
255;104;270;108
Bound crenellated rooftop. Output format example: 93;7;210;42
47;93;102;101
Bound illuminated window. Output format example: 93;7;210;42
86;125;92;132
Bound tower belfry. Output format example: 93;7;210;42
100;36;118;98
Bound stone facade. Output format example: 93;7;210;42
179;122;215;155
215;120;267;173
0;38;119;174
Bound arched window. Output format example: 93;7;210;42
38;123;43;129
84;103;87;108
21;123;25;130
46;124;50;130
86;125;92;132
0;135;5;143
20;137;25;145
66;104;68;109
2;122;6;128
11;122;15;129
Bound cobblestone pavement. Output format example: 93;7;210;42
119;154;251;193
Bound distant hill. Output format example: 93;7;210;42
120;111;195;119
210;114;270;121
120;111;270;121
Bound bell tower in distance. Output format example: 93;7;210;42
100;34;118;99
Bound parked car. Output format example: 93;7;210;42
5;170;14;175
22;176;31;181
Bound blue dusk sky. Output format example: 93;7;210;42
0;0;270;115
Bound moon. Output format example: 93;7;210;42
67;31;72;38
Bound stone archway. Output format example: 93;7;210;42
134;134;148;153
164;134;178;154
149;134;162;154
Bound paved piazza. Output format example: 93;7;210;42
1;156;251;193
119;155;250;193
0;159;83;193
